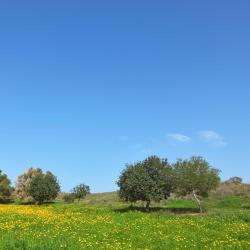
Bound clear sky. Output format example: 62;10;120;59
0;1;249;192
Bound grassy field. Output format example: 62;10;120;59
0;195;250;249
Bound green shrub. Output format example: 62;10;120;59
63;193;75;203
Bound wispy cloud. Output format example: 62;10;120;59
166;133;191;143
199;130;227;146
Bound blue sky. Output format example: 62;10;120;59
0;1;249;192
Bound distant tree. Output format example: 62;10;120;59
72;184;90;202
174;156;220;213
63;193;75;203
15;168;43;202
117;156;175;210
225;177;243;185
28;171;60;205
0;170;13;203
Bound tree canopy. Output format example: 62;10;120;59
72;183;90;201
117;155;175;209
174;156;220;212
28;171;60;205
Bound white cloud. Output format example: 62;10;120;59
166;133;191;143
199;130;227;146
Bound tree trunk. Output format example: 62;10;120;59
37;200;43;205
145;200;150;211
192;190;203;213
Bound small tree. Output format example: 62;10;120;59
225;177;243;185
72;184;90;202
117;156;175;210
0;170;13;203
28;171;60;205
174;156;220;213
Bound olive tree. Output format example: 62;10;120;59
117;156;175;210
28;171;60;205
72;184;90;202
174;156;220;213
0;170;13;203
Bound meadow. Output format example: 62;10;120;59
0;195;250;250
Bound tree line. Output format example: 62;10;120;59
0;168;89;205
0;155;243;212
117;156;220;213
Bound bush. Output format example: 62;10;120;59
63;193;75;203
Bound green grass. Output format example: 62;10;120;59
165;199;197;209
208;196;245;209
0;195;250;249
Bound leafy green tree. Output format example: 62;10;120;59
72;184;90;202
117;156;175;210
174;156;220;213
28;171;60;205
0;170;13;203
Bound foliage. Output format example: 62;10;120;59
225;176;243;185
28;171;60;204
117;156;175;209
72;184;90;201
174;156;221;212
15;168;43;202
63;193;75;203
0;170;13;203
